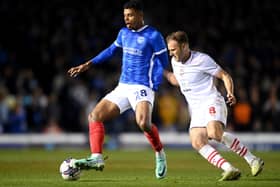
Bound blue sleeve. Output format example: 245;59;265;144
155;49;169;69
115;29;123;47
90;42;121;64
151;32;169;69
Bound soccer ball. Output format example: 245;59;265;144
59;158;81;181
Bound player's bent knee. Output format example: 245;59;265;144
88;112;102;123
208;132;223;142
138;123;146;131
138;122;150;132
191;141;206;151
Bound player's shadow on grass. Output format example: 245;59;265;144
79;179;139;183
244;178;280;182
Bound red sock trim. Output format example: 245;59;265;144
144;124;163;152
89;121;105;154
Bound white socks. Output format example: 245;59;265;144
222;132;255;164
199;144;232;171
156;149;166;158
91;153;102;158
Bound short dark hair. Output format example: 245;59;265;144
123;0;144;12
166;31;189;44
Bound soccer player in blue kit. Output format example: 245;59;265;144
67;0;168;179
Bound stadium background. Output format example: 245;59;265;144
0;0;279;140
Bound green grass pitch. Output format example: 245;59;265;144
0;148;279;187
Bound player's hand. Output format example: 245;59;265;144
67;66;81;77
67;61;91;77
226;93;236;106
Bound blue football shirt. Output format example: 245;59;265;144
91;25;168;91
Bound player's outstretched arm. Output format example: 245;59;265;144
215;69;236;106
164;70;179;87
67;61;92;78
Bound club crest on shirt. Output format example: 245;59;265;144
180;69;185;76
137;36;145;44
209;106;216;116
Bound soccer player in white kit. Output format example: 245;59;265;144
67;0;168;179
164;31;264;181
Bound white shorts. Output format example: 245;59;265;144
189;96;227;129
104;83;155;113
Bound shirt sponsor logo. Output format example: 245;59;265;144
183;88;192;92
123;47;143;56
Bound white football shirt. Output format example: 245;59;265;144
171;50;222;105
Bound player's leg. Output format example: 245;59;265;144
189;99;240;181
128;85;166;179
73;85;130;171
221;132;264;176
135;100;167;179
88;99;120;154
209;98;264;176
191;126;241;181
73;98;120;171
136;101;163;151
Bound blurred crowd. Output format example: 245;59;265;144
0;0;279;134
